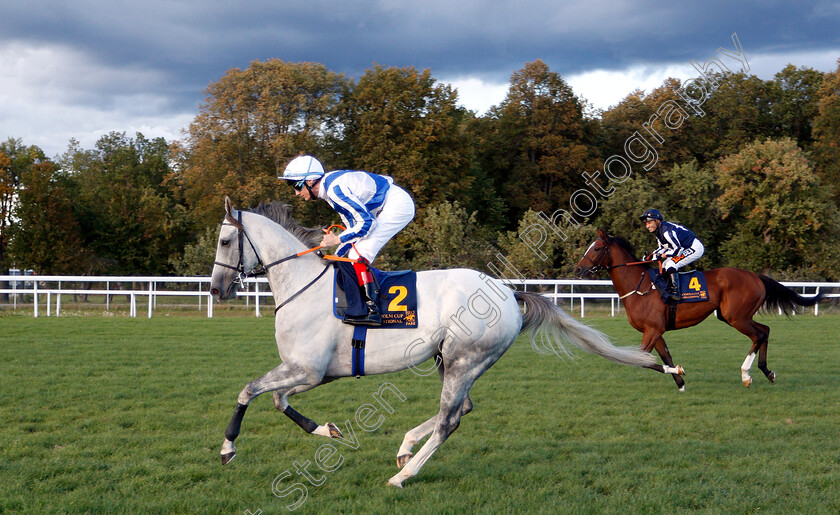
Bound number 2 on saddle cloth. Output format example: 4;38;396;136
333;260;418;328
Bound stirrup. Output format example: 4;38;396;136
666;282;680;300
343;307;382;326
343;283;382;326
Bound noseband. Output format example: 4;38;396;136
213;211;332;313
213;212;271;285
213;211;318;284
581;238;610;274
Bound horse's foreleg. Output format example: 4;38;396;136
272;382;343;439
640;331;686;390
653;337;686;391
221;362;318;465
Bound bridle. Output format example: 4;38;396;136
580;237;611;275
213;211;332;313
213;211;305;284
580;236;659;299
582;237;658;274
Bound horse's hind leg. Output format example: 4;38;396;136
396;417;436;469
273;380;343;439
729;318;770;387
729;318;776;388
388;350;498;488
396;356;472;469
755;322;775;382
735;320;772;386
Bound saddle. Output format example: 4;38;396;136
333;261;418;328
647;269;709;304
647;269;709;331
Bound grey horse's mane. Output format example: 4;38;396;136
247;201;323;248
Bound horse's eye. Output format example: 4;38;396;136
221;240;230;248
593;247;602;252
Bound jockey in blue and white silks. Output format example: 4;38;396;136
281;155;415;326
640;208;704;300
318;170;416;262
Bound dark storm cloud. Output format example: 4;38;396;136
6;1;839;90
1;0;839;155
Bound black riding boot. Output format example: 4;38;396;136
665;269;680;301
344;282;382;327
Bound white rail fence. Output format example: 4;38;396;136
1;275;837;319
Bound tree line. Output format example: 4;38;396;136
2;58;839;280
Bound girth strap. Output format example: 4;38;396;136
351;325;367;378
666;300;678;331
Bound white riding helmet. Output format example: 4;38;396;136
282;155;325;182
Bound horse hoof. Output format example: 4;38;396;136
397;453;412;469
387;476;404;488
743;377;752;388
768;371;776;383
677;365;686;375
678;385;686;392
221;452;236;465
327;422;343;439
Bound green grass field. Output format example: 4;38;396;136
1;311;838;514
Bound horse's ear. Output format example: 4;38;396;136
597;227;608;239
223;196;243;229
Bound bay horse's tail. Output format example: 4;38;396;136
759;275;824;316
515;291;654;367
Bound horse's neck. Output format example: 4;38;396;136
608;248;650;295
242;212;327;304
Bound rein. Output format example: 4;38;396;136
214;216;353;312
583;238;657;274
605;259;658;271
583;238;657;299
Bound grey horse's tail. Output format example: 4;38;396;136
515;291;654;367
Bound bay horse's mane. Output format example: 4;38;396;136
247;201;323;248
609;236;640;262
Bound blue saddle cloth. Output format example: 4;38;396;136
333;261;418;328
647;269;710;304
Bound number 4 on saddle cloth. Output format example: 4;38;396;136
333;261;418;328
647;269;709;304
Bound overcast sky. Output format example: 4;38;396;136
2;1;839;157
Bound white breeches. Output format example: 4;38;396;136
663;239;704;271
347;185;415;263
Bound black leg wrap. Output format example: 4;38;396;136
225;403;248;442
283;405;319;433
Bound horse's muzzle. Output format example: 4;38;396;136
210;280;236;301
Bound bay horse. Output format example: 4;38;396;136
209;198;654;488
574;228;823;391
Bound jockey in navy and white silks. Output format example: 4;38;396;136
280;155;415;326
640;208;704;299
